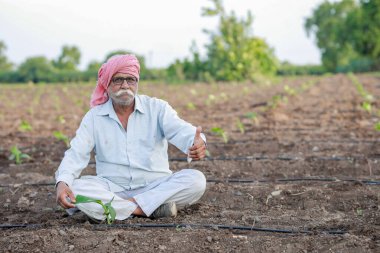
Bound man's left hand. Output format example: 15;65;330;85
188;126;206;160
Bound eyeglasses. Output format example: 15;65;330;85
111;77;138;87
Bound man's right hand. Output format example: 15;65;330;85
56;181;76;209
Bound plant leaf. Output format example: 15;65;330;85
107;205;116;224
75;194;101;204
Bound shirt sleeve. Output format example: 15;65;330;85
159;101;206;154
55;110;95;188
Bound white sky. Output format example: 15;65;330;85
1;0;326;69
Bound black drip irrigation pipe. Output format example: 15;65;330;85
0;223;346;235
168;155;380;162
206;139;380;145
207;178;380;185
1;177;379;187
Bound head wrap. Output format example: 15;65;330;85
90;54;140;107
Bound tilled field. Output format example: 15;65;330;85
0;74;379;252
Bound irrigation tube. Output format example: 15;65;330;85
168;155;379;162
0;223;346;235
206;139;380;145
1;177;379;188
206;178;380;185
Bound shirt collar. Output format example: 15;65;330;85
134;95;145;114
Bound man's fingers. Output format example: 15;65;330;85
194;126;202;139
189;141;203;151
58;194;75;209
189;145;206;155
67;189;76;203
56;183;76;209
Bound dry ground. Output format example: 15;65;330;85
0;74;379;252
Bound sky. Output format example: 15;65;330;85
1;0;328;69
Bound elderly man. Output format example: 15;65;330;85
55;54;207;221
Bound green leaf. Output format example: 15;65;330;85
107;205;116;224
375;122;380;132
19;120;32;132
75;194;101;204
75;195;117;225
244;112;257;119
20;154;31;159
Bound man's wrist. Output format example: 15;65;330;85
56;181;68;188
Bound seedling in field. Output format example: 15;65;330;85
236;119;245;134
57;115;66;124
53;131;70;147
8;146;31;164
269;95;282;109
186;102;196;110
205;94;216;106
375;122;380;132
75;195;116;224
361;101;372;113
244;112;259;126
284;85;297;96
211;127;228;143
19;120;32;132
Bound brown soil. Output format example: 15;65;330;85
0;74;379;252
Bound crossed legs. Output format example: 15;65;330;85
71;169;206;220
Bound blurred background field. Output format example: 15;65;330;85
1;0;380;85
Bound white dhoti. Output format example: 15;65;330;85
70;169;206;220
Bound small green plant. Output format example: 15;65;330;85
361;101;372;113
211;127;228;143
205;94;216;106
186;102;196;110
348;73;374;102
190;89;197;96
236;119;245;134
75;195;116;224
19;120;32;132
269;95;283;109
57;115;66;124
375;122;380;132
8;146;31;164
284;85;297;96
220;92;227;100
53;131;70;147
244;112;259;125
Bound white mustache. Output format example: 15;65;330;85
114;89;134;97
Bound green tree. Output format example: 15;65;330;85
305;0;358;72
201;0;277;81
351;0;380;66
305;0;380;72
53;45;81;71
0;41;13;71
18;56;55;83
168;0;277;82
86;60;102;72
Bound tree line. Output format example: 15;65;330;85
305;0;380;72
0;0;379;84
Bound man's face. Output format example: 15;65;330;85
107;73;138;106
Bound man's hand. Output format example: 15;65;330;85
188;126;206;161
56;181;76;209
